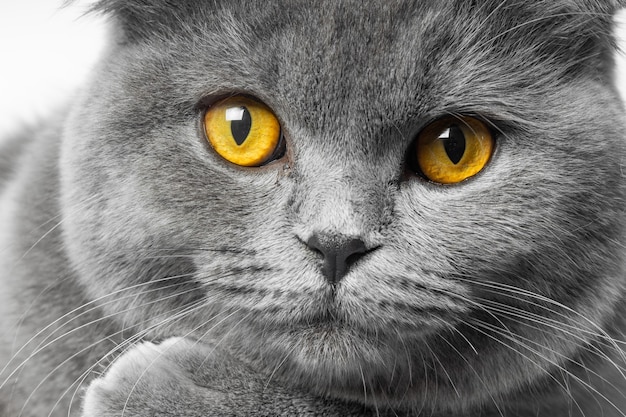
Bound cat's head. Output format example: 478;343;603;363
61;0;626;413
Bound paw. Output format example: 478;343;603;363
81;338;227;416
81;337;376;417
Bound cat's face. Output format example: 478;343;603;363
60;0;626;412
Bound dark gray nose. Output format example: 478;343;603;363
307;233;369;284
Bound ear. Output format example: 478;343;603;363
552;0;626;77
571;0;626;12
612;0;626;9
87;0;207;42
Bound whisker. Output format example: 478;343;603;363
456;276;626;362
1;275;202;393
17;293;208;417
368;376;380;417
358;363;368;406
1;272;198;384
470;319;624;417
96;246;256;257
120;308;245;416
479;298;626;375
35;274;197;348
61;299;209;417
195;310;254;370
407;327;431;417
14;195;102;263
8;196;104;362
437;334;506;417
262;341;298;392
391;326;415;407
450;276;626;405
423;340;461;399
474;311;626;402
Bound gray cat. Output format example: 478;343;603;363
2;0;626;416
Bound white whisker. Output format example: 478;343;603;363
58;299;208;417
262;343;297;392
470;320;625;417
17;292;208;416
424;340;460;399
1;276;202;393
120;308;245;416
437;334;506;417
458;276;626;363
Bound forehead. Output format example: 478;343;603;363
107;0;598;143
183;3;495;114
195;1;550;129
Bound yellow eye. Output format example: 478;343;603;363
415;116;494;184
204;96;283;167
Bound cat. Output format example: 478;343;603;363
2;0;626;416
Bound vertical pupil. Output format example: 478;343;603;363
230;106;252;146
441;126;466;164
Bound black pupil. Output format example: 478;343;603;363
230;106;252;146
441;126;466;165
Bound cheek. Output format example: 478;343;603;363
391;156;556;283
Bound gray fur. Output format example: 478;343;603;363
2;1;626;416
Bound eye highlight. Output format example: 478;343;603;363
204;96;283;167
414;116;494;184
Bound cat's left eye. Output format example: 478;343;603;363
204;96;285;167
412;116;494;184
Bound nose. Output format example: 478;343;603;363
306;233;369;284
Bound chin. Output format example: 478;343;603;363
228;320;417;401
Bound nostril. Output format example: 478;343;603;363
339;238;366;270
345;249;366;268
306;233;370;285
306;235;326;257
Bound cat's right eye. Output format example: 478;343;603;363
204;96;285;167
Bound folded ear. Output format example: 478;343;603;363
612;0;626;9
89;0;206;42
571;0;626;12
547;0;626;77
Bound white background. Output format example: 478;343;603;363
0;1;625;135
0;1;106;134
